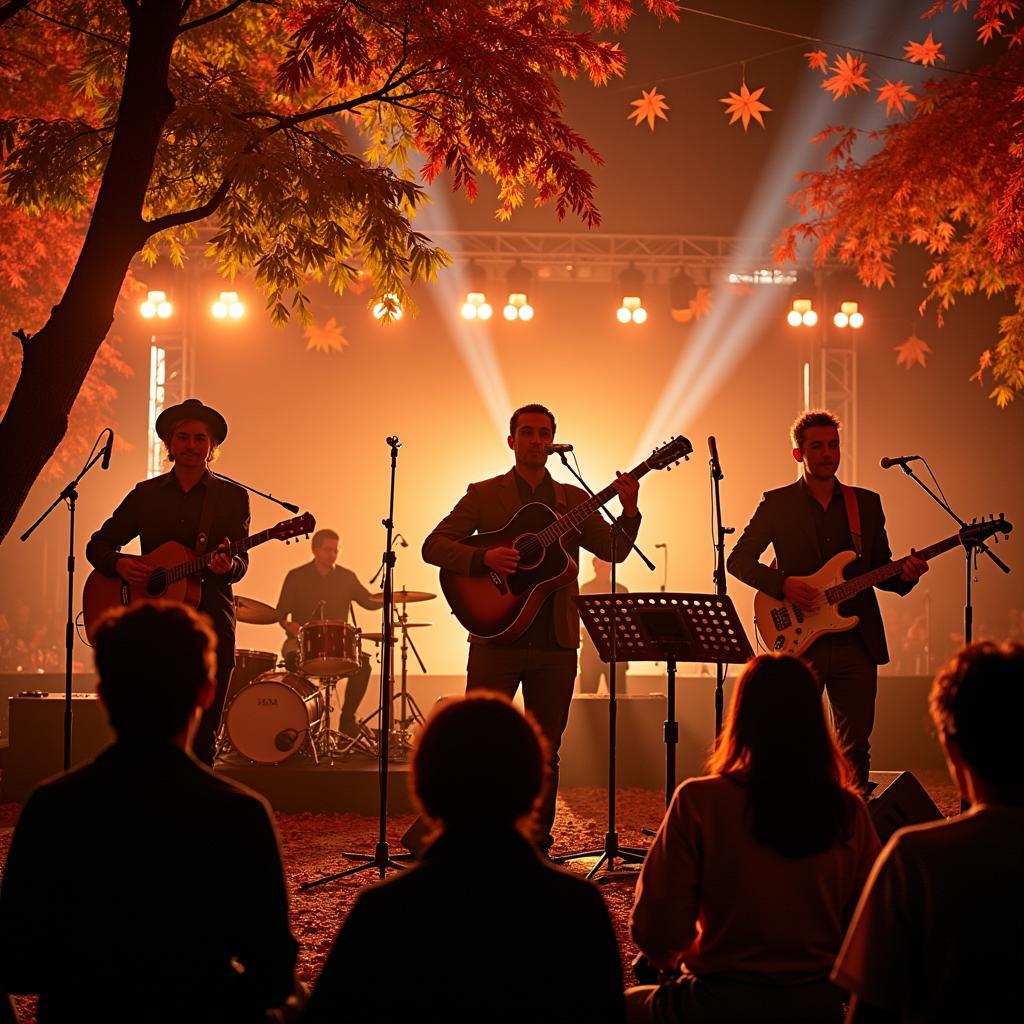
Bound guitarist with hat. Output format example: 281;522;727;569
422;403;642;850
727;410;927;790
86;398;249;765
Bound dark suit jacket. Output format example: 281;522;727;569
422;469;641;648
302;827;626;1024
726;481;916;664
0;741;297;1023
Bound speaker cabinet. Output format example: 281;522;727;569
867;770;943;844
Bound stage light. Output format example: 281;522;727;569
833;310;849;328
617;295;646;325
616;306;632;324
141;290;172;319
849;310;864;329
518;303;534;321
787;309;803;327
802;309;818;327
462;291;491;320
503;292;533;321
833;301;861;329
373;294;403;320
788;298;815;327
632;307;648;324
212;291;244;320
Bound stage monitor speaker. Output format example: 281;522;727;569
866;770;943;844
2;693;114;802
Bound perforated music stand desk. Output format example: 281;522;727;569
578;592;753;807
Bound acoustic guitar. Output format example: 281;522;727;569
82;513;315;642
753;515;1012;657
439;436;692;640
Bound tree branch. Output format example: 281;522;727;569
178;0;264;35
12;327;31;349
144;175;232;236
27;4;124;46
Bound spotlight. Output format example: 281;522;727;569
632;307;648;324
616;306;633;325
141;290;172;319
833;301;864;329
373;294;403;320
461;291;491;320
503;263;534;322
802;309;818;327
617;295;646;325
788;298;815;328
787;309;803;327
212;291;244;320
833;311;849;328
503;292;533;321
849;310;864;329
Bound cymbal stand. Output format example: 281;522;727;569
301;435;411;890
391;606;428;756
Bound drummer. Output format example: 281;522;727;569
276;528;380;738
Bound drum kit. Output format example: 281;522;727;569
219;588;436;767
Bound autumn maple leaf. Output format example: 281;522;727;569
876;80;917;116
822;53;870;100
978;19;1005;44
805;50;828;73
690;286;713;319
629;88;669;131
304;317;349;353
904;33;945;67
895;333;932;369
719;82;771;131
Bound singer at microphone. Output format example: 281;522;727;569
880;454;921;469
544;443;574;454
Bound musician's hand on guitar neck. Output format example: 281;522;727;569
115;557;154;583
900;551;929;582
484;546;520;574
209;539;235;575
783;577;822;613
612;471;640;516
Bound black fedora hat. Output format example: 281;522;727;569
155;398;228;445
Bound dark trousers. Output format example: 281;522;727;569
804;632;878;789
339;656;372;731
196;647;235;766
467;643;578;847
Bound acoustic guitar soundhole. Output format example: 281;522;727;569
146;569;167;597
514;534;544;569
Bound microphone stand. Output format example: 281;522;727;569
894;460;1011;646
20;430;112;771
210;470;300;513
301;435;411;889
709;439;734;738
553;452;654;881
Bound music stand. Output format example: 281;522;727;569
580;593;752;810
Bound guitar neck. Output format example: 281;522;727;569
537;458;652;547
825;532;962;605
165;527;278;584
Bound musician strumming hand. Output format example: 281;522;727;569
422;403;641;850
726;410;927;789
86;399;249;765
276;528;379;737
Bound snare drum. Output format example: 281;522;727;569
299;620;360;677
225;671;324;764
226;649;279;705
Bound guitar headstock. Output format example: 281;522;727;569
271;513;316;542
648;435;693;471
962;514;1013;546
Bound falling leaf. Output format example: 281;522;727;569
805;50;828;72
978;19;1004;44
689;286;713;319
895;333;932;369
904;33;945;67
629;88;669;131
969;349;994;384
304;317;349;353
719;82;771;131
876;80;917;116
822;53;870;100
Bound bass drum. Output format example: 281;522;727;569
225;671;324;765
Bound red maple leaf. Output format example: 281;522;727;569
629;87;669;131
895;333;932;369
719;82;771;130
822;53;870;100
905;33;945;66
805;50;828;72
690;286;713;319
978;19;1005;43
876;80;917;116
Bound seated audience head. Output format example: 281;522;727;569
708;653;857;856
929;641;1024;803
414;693;549;835
93;600;217;743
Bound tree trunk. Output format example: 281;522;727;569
0;1;181;544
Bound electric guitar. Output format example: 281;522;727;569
754;515;1013;657
82;513;315;642
439;436;692;640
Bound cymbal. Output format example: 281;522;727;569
394;589;437;604
362;623;432;643
234;595;280;625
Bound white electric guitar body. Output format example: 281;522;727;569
754;517;1012;658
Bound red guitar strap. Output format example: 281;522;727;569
840;483;863;557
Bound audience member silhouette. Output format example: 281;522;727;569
835;641;1024;1023
303;692;626;1023
0;600;298;1024
628;654;881;1024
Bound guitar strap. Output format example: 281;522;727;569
195;472;221;559
552;479;569;516
839;483;863;557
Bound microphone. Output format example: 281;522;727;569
544;443;574;454
100;429;113;470
708;435;724;481
386;435;401;449
274;728;298;752
880;454;921;469
655;543;667;549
